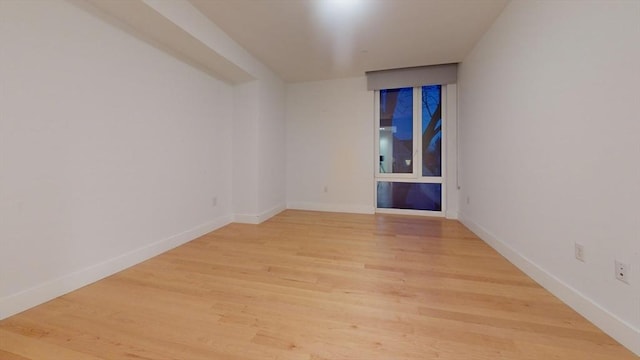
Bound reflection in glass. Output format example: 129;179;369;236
377;182;441;211
379;88;413;174
422;85;442;177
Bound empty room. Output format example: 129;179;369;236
1;0;638;359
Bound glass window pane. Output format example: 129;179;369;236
379;88;413;174
421;85;442;177
377;181;441;211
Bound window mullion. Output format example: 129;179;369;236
414;86;421;179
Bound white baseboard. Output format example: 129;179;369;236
286;201;375;215
458;212;640;356
445;210;459;219
234;203;285;224
0;214;232;320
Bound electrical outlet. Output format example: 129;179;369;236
211;197;217;207
574;243;585;262
466;196;470;205
323;186;328;193
615;260;629;284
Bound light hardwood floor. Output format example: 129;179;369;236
0;210;636;359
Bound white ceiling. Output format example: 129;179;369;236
190;0;509;83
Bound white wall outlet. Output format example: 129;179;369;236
466;196;470;205
614;260;629;284
574;243;585;262
211;197;217;207
323;186;328;193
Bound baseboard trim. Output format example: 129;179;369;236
458;212;640;356
0;214;232;320
234;203;285;224
286;202;375;215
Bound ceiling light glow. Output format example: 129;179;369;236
324;0;363;12
313;0;368;71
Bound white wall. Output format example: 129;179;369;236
232;81;260;218
286;77;459;216
286;77;375;214
458;0;640;354
138;0;287;224
257;76;286;217
0;0;234;318
232;76;286;224
445;84;459;219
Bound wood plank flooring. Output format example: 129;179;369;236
0;210;636;359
